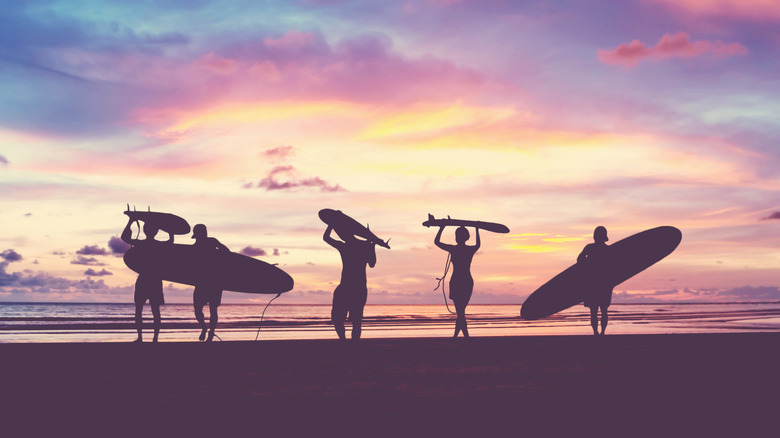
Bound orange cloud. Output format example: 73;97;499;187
598;32;748;68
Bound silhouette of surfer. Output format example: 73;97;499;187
577;226;613;335
191;224;229;342
323;225;377;340
121;218;174;343
434;226;480;338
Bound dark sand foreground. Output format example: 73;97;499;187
2;333;779;435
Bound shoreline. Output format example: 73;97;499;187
3;333;778;434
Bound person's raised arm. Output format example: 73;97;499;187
473;227;481;250
367;242;377;268
323;226;340;248
121;218;139;245
434;226;448;250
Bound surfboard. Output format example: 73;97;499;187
125;210;190;235
422;214;510;234
318;209;390;249
520;226;682;320
124;244;294;294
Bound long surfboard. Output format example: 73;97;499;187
318;209;390;249
422;214;510;234
520;226;682;320
125;210;191;235
124;244;294;294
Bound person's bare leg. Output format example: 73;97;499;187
151;304;161;343
454;299;468;338
194;302;207;341
351;317;362;340
600;305;608;335
206;301;219;342
590;307;599;335
134;303;144;342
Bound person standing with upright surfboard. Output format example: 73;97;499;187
320;210;387;341
578;226;612;335
121;213;177;343
191;224;230;342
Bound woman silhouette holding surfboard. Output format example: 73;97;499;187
121;218;173;343
434;226;480;338
323;225;377;340
578;226;612;335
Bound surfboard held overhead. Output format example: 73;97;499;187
124;207;191;235
318;208;391;249
422;214;510;234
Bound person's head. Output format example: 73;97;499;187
455;226;470;244
143;223;159;239
192;224;208;240
593;226;608;243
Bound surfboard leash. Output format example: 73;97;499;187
433;253;456;314
254;293;282;341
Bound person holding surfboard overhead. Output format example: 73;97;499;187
577;226;612;335
322;224;378;341
121;216;175;343
434;226;480;338
191;224;230;342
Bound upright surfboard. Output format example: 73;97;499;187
422;214;509;233
125;209;190;235
521;226;682;320
318;209;390;249
124;244;294;294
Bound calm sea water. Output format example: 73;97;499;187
1;302;780;343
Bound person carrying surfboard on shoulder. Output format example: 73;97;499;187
121;217;174;343
434;225;480;338
323;224;377;341
191;224;230;342
577;226;612;335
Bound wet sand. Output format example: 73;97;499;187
2;333;778;435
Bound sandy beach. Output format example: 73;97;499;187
3;333;778;435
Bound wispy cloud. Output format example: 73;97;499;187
70;256;106;266
598;32;748;68
760;211;780;220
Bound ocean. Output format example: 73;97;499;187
2;302;780;343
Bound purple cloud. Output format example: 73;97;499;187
718;286;780;300
240;246;267;257
1;249;22;262
85;268;113;276
0;155;8;165
70;256;106;266
248;165;345;192
76;245;109;256
263;146;294;161
760;211;780;221
108;236;131;255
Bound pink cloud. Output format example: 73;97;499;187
598;32;748;68
648;0;780;22
194;52;239;73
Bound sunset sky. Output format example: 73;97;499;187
1;0;779;304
